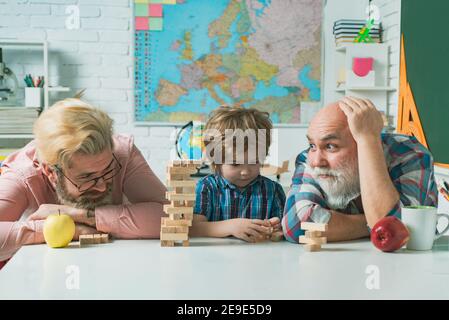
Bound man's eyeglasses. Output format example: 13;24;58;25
54;153;122;193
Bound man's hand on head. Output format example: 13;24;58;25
27;204;95;226
338;96;384;143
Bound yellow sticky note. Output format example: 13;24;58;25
135;0;150;3
162;0;176;4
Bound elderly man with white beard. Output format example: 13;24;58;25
282;96;438;243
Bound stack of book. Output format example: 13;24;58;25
333;19;382;47
0;107;41;134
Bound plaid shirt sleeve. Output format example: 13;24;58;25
383;134;438;218
282;151;332;243
194;177;214;220
270;182;286;220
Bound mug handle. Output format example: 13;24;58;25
434;213;449;240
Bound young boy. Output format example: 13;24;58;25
190;105;286;242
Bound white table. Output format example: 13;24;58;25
1;237;449;300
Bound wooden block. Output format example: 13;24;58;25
161;217;192;227
170;160;182;166
160;232;189;241
167;180;197;188
161;240;175;247
171;201;186;207
167;166;197;175
182;240;190;247
79;234;94;246
184;200;194;207
183;187;196;194
299;236;327;245
176;160;201;167
270;231;284;242
300;222;328;232
305;230;322;238
93;234;102;244
163;205;194;214
161;226;189;233
304;244;321;252
174;187;183;194
100;234;109;243
169;213;193;220
166;173;188;181
166;191;196;201
187;160;202;165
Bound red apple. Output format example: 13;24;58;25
370;216;410;252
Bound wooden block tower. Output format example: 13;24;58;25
299;222;328;252
160;160;201;247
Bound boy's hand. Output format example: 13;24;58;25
229;218;272;243
264;217;281;231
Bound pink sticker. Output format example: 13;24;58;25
135;17;149;30
149;4;163;17
352;57;374;77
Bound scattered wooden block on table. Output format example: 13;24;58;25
304;244;321;252
182;240;190;247
305;230;322;238
299;235;327;245
100;233;109;243
300;222;328;232
93;234;102;244
79;234;94;246
79;234;110;247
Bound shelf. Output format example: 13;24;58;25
335;86;396;92
0;134;34;139
48;86;71;92
0;40;45;46
335;43;388;52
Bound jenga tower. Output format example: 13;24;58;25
298;222;328;252
160;160;201;247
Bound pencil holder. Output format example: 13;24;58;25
25;87;43;107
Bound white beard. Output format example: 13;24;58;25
306;159;361;210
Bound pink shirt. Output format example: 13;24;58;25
0;134;168;261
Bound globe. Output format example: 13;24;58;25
176;121;205;160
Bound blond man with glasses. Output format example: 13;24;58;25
0;99;167;264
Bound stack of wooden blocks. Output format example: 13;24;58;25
160;160;201;247
299;222;328;252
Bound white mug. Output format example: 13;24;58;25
401;206;449;251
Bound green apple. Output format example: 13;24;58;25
43;213;75;248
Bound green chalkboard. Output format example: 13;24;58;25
401;0;449;164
